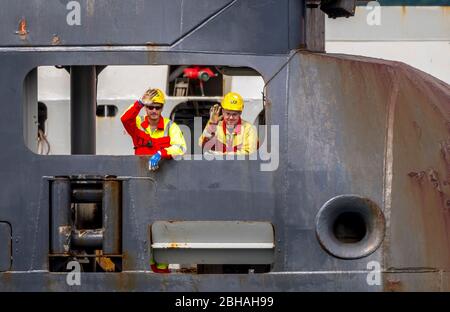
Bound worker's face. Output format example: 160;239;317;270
223;109;241;127
145;103;163;121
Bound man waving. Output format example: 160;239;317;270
121;88;186;170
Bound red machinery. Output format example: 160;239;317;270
183;66;217;95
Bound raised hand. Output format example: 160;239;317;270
209;104;222;124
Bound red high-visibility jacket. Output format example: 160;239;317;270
120;101;186;158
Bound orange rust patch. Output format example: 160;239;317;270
52;35;61;45
386;278;403;292
168;242;188;248
16;18;28;40
97;257;116;272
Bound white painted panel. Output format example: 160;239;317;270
229;76;265;99
326;41;450;83
38;67;70;101
97;65;168;99
38;65;169;101
151;243;275;249
326;6;450;41
44;100;70;155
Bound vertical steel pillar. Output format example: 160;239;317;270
23;68;38;153
102;179;121;255
50;177;72;254
70;66;97;154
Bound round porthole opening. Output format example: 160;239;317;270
333;211;367;244
315;195;385;259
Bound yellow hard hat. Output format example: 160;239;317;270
142;88;165;105
221;92;244;112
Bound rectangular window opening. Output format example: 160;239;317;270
24;65;266;156
150;221;275;274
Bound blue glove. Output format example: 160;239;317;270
149;151;162;171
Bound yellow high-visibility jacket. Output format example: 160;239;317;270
121;101;186;157
198;118;258;155
134;115;187;157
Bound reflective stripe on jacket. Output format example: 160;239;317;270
120;101;186;157
198;118;258;155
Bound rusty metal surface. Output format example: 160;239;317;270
50;178;71;254
102;179;121;255
71;229;103;248
0;0;304;54
443;270;450;290
382;57;450;290
72;189;102;203
0;49;448;290
0;1;448;291
0;271;378;292
285;52;391;273
315;195;385;259
384;271;443;291
0;270;446;291
0;222;11;271
151;221;274;264
286;52;450;290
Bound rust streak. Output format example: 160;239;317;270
408;171;425;180
16;18;28;40
400;6;407;17
428;168;443;193
386;279;403;292
168;242;188;248
51;35;61;45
